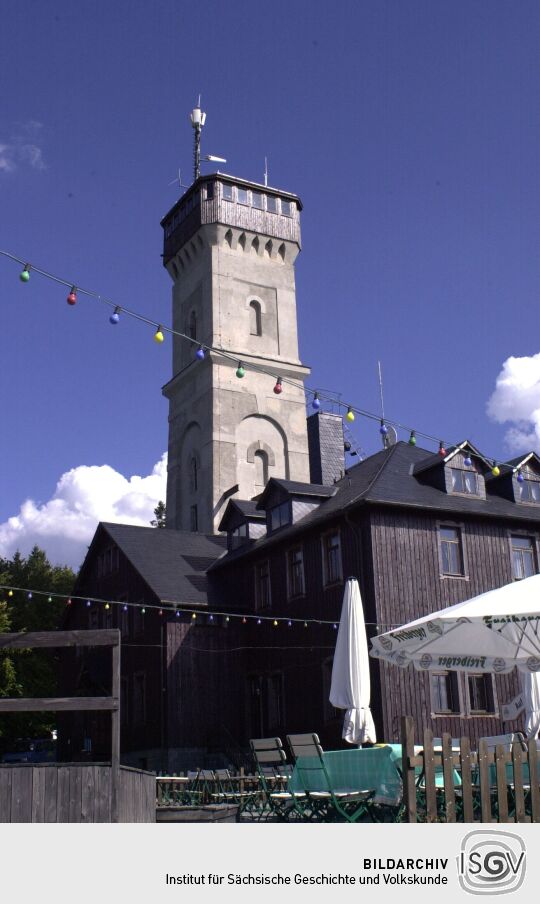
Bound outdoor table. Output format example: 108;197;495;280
289;744;402;808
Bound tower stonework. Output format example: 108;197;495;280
161;174;311;533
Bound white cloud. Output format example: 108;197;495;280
487;353;540;452
0;121;46;174
0;454;167;569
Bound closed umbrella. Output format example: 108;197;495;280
330;577;376;745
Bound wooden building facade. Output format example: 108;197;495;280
63;439;540;769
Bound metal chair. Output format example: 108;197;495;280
286;733;376;823
243;737;306;822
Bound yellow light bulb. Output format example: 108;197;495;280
154;327;165;343
346;408;355;422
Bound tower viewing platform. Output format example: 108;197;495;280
161;173;302;266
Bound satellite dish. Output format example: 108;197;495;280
383;425;398;448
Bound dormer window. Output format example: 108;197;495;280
451;468;478;495
518;479;540;504
270;500;291;532
230;523;249;550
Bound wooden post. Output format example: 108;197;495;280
401;716;417;823
528;739;540;822
512;742;527;823
460;737;474;823
111;638;121;823
478;739;492;823
423;729;437;822
442;733;456;822
495;744;509;823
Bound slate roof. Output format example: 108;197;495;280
211;441;540;569
255;477;337;509
80;523;227;605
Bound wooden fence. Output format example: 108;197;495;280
0;763;155;823
401;716;540;823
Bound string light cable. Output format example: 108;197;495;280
0;584;402;631
0;248;523;475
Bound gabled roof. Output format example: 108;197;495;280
218;499;266;533
77;523;227;606
210;442;540;569
255;477;337;510
413;440;491;476
503;452;540;472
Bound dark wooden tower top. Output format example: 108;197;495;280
161;173;302;265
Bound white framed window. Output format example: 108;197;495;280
466;673;497;715
439;525;466;577
510;535;537;580
430;671;461;715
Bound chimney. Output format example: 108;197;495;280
307;411;345;485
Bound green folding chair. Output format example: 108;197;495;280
243;737;307;822
288;733;376;823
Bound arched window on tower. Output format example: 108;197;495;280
190;456;198;493
188;310;197;341
249;300;262;337
254;450;269;492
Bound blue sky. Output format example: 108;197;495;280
2;0;540;566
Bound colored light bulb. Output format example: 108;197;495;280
242;617;247;624
192;612;197;619
273;619;278;626
257;618;261;625
273;377;283;394
346;407;355;423
28;593;33;600
287;620;292;627
409;431;416;446
196;346;205;360
19;265;31;282
464;455;472;467
517;470;524;484
438;442;446;457
8;590;13;597
492;462;500;477
159;609;163;616
154;325;165;343
380;420;388;436
67;286;77;305
236;362;245;378
312;393;321;410
66;598;72;606
86;600;91;607
110;306;120;325
47;596;52;603
123;605;128;612
175;610;180;617
105;603;110;610
141;608;146;614
344;441;352;452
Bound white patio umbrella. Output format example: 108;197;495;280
370;573;540;677
370;573;540;738
330;577;376;745
524;671;540;739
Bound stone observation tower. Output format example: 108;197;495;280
161;105;311;533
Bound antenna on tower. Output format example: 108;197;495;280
190;97;206;182
264;157;268;187
189;100;226;182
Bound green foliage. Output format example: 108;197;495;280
150;500;166;528
0;547;75;746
